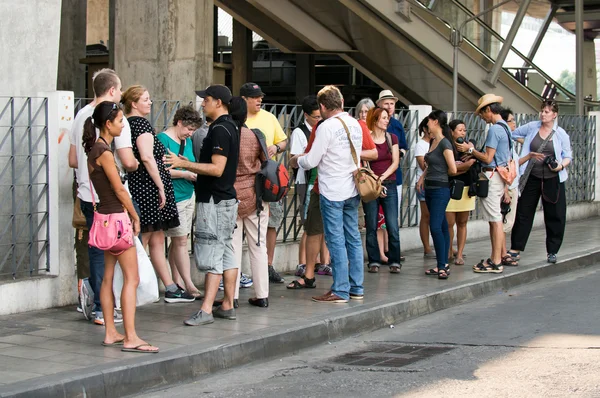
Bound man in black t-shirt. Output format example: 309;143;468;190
165;85;240;326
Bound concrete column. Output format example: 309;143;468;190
592;111;600;201
295;54;315;103
576;0;584;114
232;19;253;95
114;0;214;102
57;0;87;97
583;39;597;101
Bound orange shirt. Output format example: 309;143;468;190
305;118;376;194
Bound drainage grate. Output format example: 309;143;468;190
331;344;453;368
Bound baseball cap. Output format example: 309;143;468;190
239;82;264;97
195;85;232;104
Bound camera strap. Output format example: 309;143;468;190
518;130;555;195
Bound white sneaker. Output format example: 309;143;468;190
94;310;123;326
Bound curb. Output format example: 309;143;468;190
3;249;599;397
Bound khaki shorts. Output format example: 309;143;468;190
194;198;238;274
165;195;195;238
304;191;324;236
268;200;284;229
503;187;519;233
479;171;504;223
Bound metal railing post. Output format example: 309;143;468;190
484;0;531;87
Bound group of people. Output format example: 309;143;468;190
70;67;572;352
414;94;571;280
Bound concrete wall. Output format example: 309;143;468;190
113;0;214;103
0;0;62;96
87;0;109;45
57;0;87;97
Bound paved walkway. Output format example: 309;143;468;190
1;218;599;397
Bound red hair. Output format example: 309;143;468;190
366;107;386;131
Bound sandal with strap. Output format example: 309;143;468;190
286;276;316;289
501;255;518;266
507;251;520;261
368;265;380;273
425;268;439;276
438;268;449;280
389;265;401;274
473;258;504;274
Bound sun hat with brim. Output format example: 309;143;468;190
195;85;233;104
376;89;398;105
475;93;504;114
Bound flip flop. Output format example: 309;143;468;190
102;339;124;347
454;257;465;266
121;344;159;354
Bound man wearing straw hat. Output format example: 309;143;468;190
376;89;408;261
456;94;512;274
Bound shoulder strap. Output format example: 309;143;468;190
297;122;311;141
251;128;269;161
178;138;186;156
336;117;359;168
518;129;556;194
385;133;392;154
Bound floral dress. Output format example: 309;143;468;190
127;116;179;233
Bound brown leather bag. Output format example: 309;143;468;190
72;196;88;230
336;117;382;203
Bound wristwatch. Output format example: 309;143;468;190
275;143;281;153
467;147;474;154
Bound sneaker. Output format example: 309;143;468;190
295;264;306;277
79;278;94;321
350;293;364;300
240;274;253;288
547;253;557;263
312;291;348;303
184;310;214;326
316;264;333;276
218;278;224;291
268;265;285;283
213;305;236;320
164;287;196;303
94;310;123;326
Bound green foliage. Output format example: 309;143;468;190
557;69;575;94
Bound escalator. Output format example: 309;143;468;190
216;0;592;113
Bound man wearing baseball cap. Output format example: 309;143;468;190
241;82;288;284
376;89;408;261
456;94;511;274
166;84;241;326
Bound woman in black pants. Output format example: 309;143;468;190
508;100;572;264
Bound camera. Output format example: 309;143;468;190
456;137;465;144
543;156;559;169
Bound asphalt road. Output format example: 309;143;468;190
138;266;600;398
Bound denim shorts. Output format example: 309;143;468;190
194;197;238;274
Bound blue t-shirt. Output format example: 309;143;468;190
386;117;408;185
483;120;511;168
156;132;196;202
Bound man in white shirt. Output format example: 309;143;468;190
68;68;139;325
289;95;321;271
291;85;364;303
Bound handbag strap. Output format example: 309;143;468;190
518;129;555;194
493;122;514;167
336;117;360;169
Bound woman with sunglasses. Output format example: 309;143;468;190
82;101;158;353
507;100;572;264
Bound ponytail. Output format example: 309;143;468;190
81;101;122;154
82;117;97;154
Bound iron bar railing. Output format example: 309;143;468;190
0;97;50;279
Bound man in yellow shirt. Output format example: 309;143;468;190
242;82;288;283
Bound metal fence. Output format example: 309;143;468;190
72;99;596;243
0;97;50;279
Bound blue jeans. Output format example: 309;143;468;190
320;194;363;300
80;200;105;312
425;187;451;269
363;183;400;265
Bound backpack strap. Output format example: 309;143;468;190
250;128;269;218
385;132;393;155
251;128;269;161
297;122;311;141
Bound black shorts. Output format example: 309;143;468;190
304;191;324;236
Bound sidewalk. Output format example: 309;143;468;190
1;218;600;398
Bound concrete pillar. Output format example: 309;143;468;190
583;39;597;101
592;111;600;201
232;19;253;95
113;0;214;102
87;0;109;45
57;0;87;97
295;54;315;103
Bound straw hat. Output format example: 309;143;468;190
475;93;504;113
376;89;398;105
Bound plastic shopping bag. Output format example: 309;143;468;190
113;236;159;308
